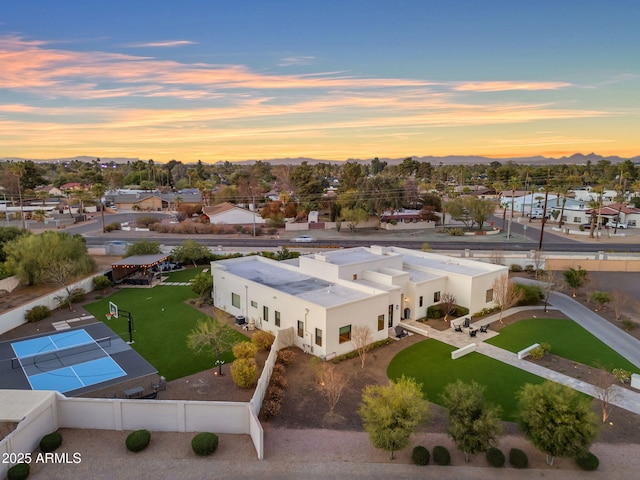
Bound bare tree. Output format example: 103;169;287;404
541;270;558;313
187;316;237;376
610;291;631;321
317;364;348;414
531;250;544;278
440;292;457;322
592;364;619;423
488;250;505;265
352;325;373;369
492;275;522;323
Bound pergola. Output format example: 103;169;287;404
111;254;169;283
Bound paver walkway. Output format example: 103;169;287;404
401;297;640;415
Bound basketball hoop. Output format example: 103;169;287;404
105;313;114;321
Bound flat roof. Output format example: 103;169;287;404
314;248;383;266
400;253;489;276
221;257;371;307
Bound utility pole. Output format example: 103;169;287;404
538;168;550;250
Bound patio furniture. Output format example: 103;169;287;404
469;328;477;337
463;317;470;328
479;324;488;333
395;326;408;338
454;324;463;332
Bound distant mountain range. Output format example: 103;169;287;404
2;152;639;166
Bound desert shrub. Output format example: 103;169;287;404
252;330;275;351
230;358;258;388
486;446;505;467
613;368;631;384
135;215;160;228
514;283;544;305
266;385;285;402
191;432;219;456
427;305;443;319
621;319;637;331
262;398;282;419
7;463;30;480
412;445;430;466
454;306;469;317
104;222;121;232
524;264;535;273
125;429;151;452
575;452;599;471
68;287;86;304
528;343;551;360
276;349;296;367
509;264;523;272
25;305;51;322
270;372;288;389
93;275;111;291
448;228;464;236
272;362;286;377
509;448;528;468
232;341;258;359
432;445;451;466
39;431;63;453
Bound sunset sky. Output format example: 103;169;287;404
1;1;639;162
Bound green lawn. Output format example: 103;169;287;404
387;339;545;421
485;318;639;373
84;268;248;381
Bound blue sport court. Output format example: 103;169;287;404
11;329;126;393
0;323;157;396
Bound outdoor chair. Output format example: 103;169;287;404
463;317;470;328
394;326;408;338
469;329;477;337
454;324;463;332
479;324;488;333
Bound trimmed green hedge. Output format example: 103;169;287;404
126;429;151;452
191;432;219;456
433;445;451;466
514;283;544;306
39;431;62;453
486;446;505;467
411;445;430;466
576;452;599;471
7;463;30;480
509;448;528;468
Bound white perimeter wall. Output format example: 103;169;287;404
0;275;99;336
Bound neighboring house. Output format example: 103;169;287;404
572;187;618;203
202;202;266;225
34;185;64;196
59;182;88;192
505;193;558;214
107;192;203;211
586;203;640;227
211;246;507;358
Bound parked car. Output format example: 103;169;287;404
292;235;316;243
610;222;627;229
527;209;550;220
582;223;602;230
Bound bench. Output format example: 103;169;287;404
123;386;144;399
451;343;476;360
517;343;540;360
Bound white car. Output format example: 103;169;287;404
292;235;316;243
611;222;627;229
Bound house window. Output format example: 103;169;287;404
433;291;441;303
486;288;494;302
315;328;323;347
263;306;269;322
250;300;257;308
339;325;352;343
297;320;304;338
561;216;567;222
573;217;581;223
232;293;240;308
378;314;385;331
275;311;281;327
419;296;423;307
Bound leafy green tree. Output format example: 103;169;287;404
358;375;430;459
590;291;611;311
563;266;588;297
191;272;213;300
125;240;161;257
171;239;211;267
517;381;598;465
0;227;27;263
441;380;503;462
446;196;494;230
341;207;369;232
340;161;366;191
360;176;403;227
187;316;238;376
4;231;95;288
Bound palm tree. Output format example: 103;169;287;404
8;162;26;229
92;183;107;233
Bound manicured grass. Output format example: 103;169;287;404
485;318;639;373
165;267;205;283
84;269;248;380
387;339;544;421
